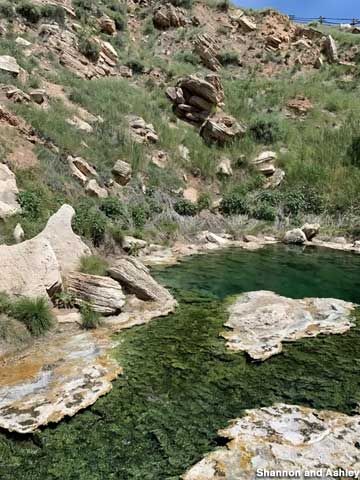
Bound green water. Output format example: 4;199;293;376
1;245;360;480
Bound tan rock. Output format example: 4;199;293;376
108;257;174;302
0;55;20;75
223;291;355;360
0;236;62;298
200;113;246;145
216;157;233;176
128;115;158;143
183;186;198;203
66;115;93;133
37;205;91;276
287;96;313;115
237;15;257;32
13;223;24;243
68;156;98;185
283;228;307;244
112;159;132;185
67;272;126;314
99;15;116;35
153;3;188;29
122;236;147;252
85;179;108;198
29;89;47;104
193;34;221;72
150;150;168;169
0;163;21;219
302;223;320;241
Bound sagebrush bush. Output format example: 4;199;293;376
282;186;324;216
220;192;249;216
81;304;102;329
16;2;41;23
18;190;42;220
10;297;54;336
80;255;109;276
250;117;282;144
174;199;198;216
100;196;127;220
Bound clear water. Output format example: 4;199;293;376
0;245;360;480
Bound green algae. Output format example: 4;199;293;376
1;245;360;479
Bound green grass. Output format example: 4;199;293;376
80;303;102;329
79;255;109;276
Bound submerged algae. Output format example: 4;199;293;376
1;245;360;479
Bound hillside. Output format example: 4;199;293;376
0;0;359;252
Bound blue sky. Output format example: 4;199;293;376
236;0;359;19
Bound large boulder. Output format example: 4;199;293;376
0;55;20;75
283;228;307;245
301;223;320;241
37;205;91;276
193;34;221;72
0;237;62;298
67;272;126;314
0;163;21;219
112;159;132;185
108;257;173;302
99;15;116;35
153;3;188;29
200;113;247;145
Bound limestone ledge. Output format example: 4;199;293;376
0;296;176;434
183;404;360;480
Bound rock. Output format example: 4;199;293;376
4;86;30;103
193;34;221;72
178;144;190;161
200;113;247;145
112;159;132;185
99;15;116;35
0;55;20;75
0;236;61;298
301;223;320;241
153;3;188;29
29;89;47;104
68;156;98;185
314;55;324;68
237;15;257;32
66;115;93;133
323;35;338;63
183;186;198;203
252;151;277;165
108;257;174;302
199;231;229;245
287;96;313;115
55;309;81;324
127;115;158;143
85;179;108;198
222;291;355;360
67;272;125;314
266;35;282;48
264;168;285;188
37;205;91;276
243;234;259;243
0;164;21;219
177;74;224;105
13;223;24;244
100;41;118;63
15;37;31;47
122;236;147;252
183;404;360;480
216;157;233;176
150;150;168;169
283;228;307;244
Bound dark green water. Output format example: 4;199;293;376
1;245;360;480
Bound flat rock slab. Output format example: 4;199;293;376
183;404;360;479
223;291;356;360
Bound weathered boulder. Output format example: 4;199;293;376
237;15;257;32
4;86;30;103
37;205;91;276
283;228;307;244
153;3;188;29
216;157;233;176
29;89;47;104
177;74;224;105
67;272;125;314
264;168;285;188
287;95;313;115
85;179;108;198
150;150;168;169
122;236;147;252
0;163;21;219
193;34;221;72
183;404;360;480
68;155;98;185
66;115;93;133
302;223;320;241
13;223;24;243
99;15;116;35
200;113;246;145
222;291;355;360
108;257;174;302
0;55;20;75
112;159;132;185
127;115;158;143
0;237;61;298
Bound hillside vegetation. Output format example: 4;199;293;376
0;0;359;251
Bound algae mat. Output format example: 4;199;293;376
1;245;360;479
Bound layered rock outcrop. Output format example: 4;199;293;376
223;291;355;360
0;163;21;219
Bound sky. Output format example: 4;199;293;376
236;0;359;19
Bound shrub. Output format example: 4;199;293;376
175;51;200;65
78;36;100;62
218;51;239;66
109;224;125;245
18;190;42;220
54;291;76;309
16;2;41;23
108;11;126;30
100;196;127;220
220;192;249;216
10;297;54;336
131;204;150;227
348;136;360;167
283;186;323;216
40;4;66;25
74;200;107;246
250;117;282;144
174;199;198;216
81;304;102;329
168;0;193;8
0;292;11;314
80;255;109;276
197;192;211;211
252;203;276;221
216;0;230;11
125;58;145;74
0;1;14;19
